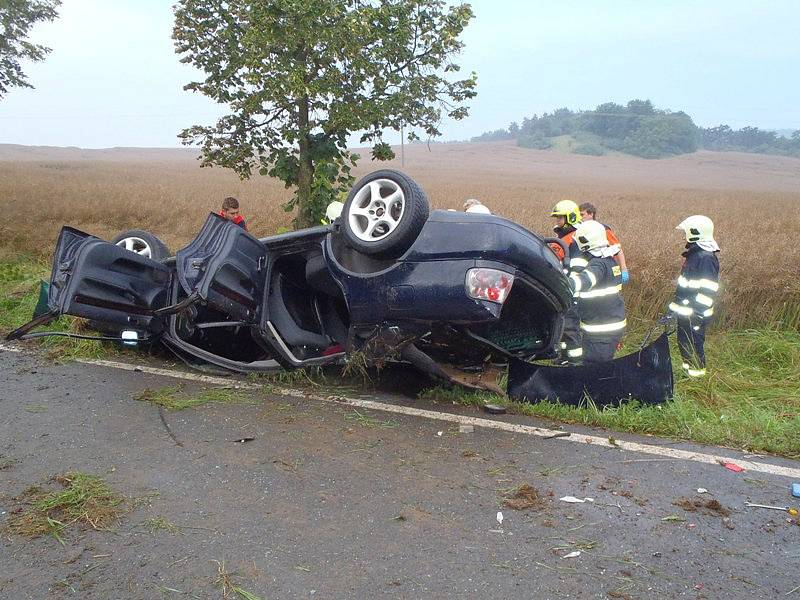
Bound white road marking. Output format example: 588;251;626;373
3;343;799;479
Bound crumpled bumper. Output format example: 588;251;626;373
507;332;674;407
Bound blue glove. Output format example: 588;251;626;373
621;270;630;284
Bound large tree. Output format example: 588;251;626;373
173;0;476;227
0;0;60;99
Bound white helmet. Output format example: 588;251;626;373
325;200;344;222
574;220;608;253
463;198;491;214
676;215;714;242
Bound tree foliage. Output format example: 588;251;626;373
475;99;800;160
0;0;60;99
173;0;477;227
700;124;800;157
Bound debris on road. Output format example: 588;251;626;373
560;496;594;503
459;424;474;434
719;461;745;473
745;502;799;516
230;437;255;443
483;404;507;415
542;431;571;440
503;484;546;511
496;511;504;526
673;497;731;517
661;515;686;523
792;483;800;498
562;551;581;559
697;488;709;494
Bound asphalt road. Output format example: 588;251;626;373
1;348;798;599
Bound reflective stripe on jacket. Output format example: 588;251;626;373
568;253;626;335
669;244;720;320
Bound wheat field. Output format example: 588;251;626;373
1;141;798;328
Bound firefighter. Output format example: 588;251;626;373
463;198;492;214
669;215;720;377
567;220;626;363
579;202;629;283
550;200;584;364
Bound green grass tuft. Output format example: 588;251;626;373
143;516;181;535
134;385;257;411
7;472;125;543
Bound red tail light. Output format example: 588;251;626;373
466;268;515;304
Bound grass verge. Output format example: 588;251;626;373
134;385;257;411
421;328;800;458
7;472;125;544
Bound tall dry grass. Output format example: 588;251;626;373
1;142;798;329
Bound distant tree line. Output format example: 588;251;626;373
472;99;800;159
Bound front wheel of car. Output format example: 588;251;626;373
341;169;429;258
111;229;171;260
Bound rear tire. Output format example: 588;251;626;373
341;170;429;258
111;229;171;260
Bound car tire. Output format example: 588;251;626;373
341;169;429;258
111;229;171;260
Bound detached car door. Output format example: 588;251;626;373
42;226;173;332
175;214;267;323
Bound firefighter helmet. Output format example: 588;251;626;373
463;198;491;214
325;201;344;222
676;215;714;243
574;220;608;252
550;199;581;226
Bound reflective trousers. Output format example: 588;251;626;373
677;317;707;369
561;304;583;364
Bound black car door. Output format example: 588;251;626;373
45;226;173;332
175;214;267;322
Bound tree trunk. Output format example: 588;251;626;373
296;95;315;228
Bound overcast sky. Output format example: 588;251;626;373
1;0;798;148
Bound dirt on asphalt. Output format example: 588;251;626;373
1;348;799;599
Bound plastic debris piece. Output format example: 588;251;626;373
562;551;581;559
483;404;507;415
745;502;799;515
720;461;745;473
436;431;443;437
697;488;708;494
459;424;474;433
496;511;504;525
792;483;800;498
559;496;594;503
231;437;255;443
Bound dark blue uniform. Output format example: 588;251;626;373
669;244;720;376
568;254;626;363
549;226;586;364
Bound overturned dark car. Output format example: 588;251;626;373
9;170;574;387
